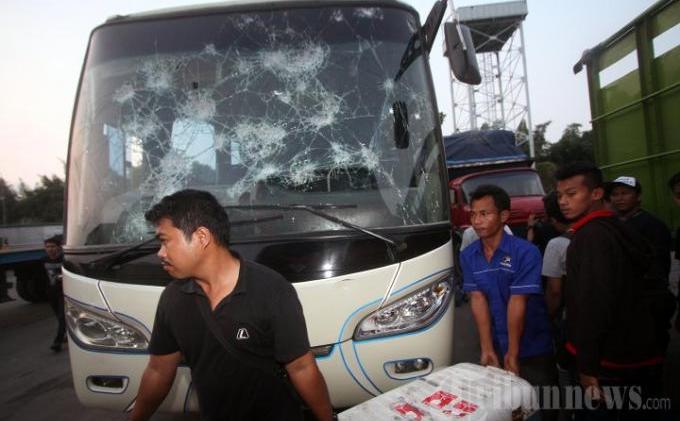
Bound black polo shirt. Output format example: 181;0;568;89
149;255;309;420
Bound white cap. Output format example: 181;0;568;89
611;176;640;190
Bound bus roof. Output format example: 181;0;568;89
105;0;416;25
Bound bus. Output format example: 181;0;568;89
63;0;479;412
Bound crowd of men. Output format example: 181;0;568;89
460;162;679;420
38;163;678;421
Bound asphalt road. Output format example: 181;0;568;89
1;263;677;420
0;273;198;421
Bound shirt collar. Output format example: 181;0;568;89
497;230;512;255
620;207;642;221
179;278;203;295
179;251;247;296
569;209;615;233
472;229;511;257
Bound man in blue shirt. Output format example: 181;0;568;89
461;185;556;418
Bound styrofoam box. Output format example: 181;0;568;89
339;363;538;420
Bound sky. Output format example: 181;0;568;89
0;0;655;188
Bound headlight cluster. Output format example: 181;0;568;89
65;298;149;351
354;274;452;340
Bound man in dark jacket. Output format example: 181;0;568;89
555;163;664;419
43;235;65;352
670;171;680;333
608;176;675;351
608;176;672;282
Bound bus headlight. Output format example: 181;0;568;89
354;275;452;340
65;298;149;351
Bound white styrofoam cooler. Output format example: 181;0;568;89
339;363;538;420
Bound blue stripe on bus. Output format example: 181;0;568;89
336;266;453;398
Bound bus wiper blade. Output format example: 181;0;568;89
231;214;284;226
88;236;159;270
225;204;357;210
286;204;407;261
87;215;285;270
224;204;407;262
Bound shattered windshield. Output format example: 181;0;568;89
67;5;448;246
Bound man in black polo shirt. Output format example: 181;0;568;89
130;190;333;421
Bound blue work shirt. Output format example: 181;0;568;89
461;232;553;359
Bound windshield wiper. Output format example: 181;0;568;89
86;214;285;270
224;204;407;262
87;235;159;271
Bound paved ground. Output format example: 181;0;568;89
0;273;197;421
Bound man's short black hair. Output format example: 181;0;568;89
44;234;63;247
469;184;511;212
543;191;569;224
669;171;680;190
145;189;230;247
554;161;603;190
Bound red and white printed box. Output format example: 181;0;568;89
339;363;538;421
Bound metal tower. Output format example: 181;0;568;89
447;0;535;156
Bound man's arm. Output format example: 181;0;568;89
469;291;499;367
460;251;498;366
285;351;333;421
129;352;182;421
542;239;566;319
505;295;528;375
526;214;536;243
545;277;562;319
505;245;542;375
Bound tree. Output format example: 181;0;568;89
0;177;19;225
14;175;65;224
546;123;594;166
532;121;552;161
535;161;558;193
517;120;551;160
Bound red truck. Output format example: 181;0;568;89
444;130;545;238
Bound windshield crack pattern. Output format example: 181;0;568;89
71;7;445;245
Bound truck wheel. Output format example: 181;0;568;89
14;263;49;303
15;275;35;302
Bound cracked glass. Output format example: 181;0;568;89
67;5;448;246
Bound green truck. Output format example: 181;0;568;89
574;0;679;230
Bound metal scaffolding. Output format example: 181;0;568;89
447;0;535;156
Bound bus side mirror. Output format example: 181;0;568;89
422;0;447;54
444;22;481;85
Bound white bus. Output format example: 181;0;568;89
63;0;479;412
